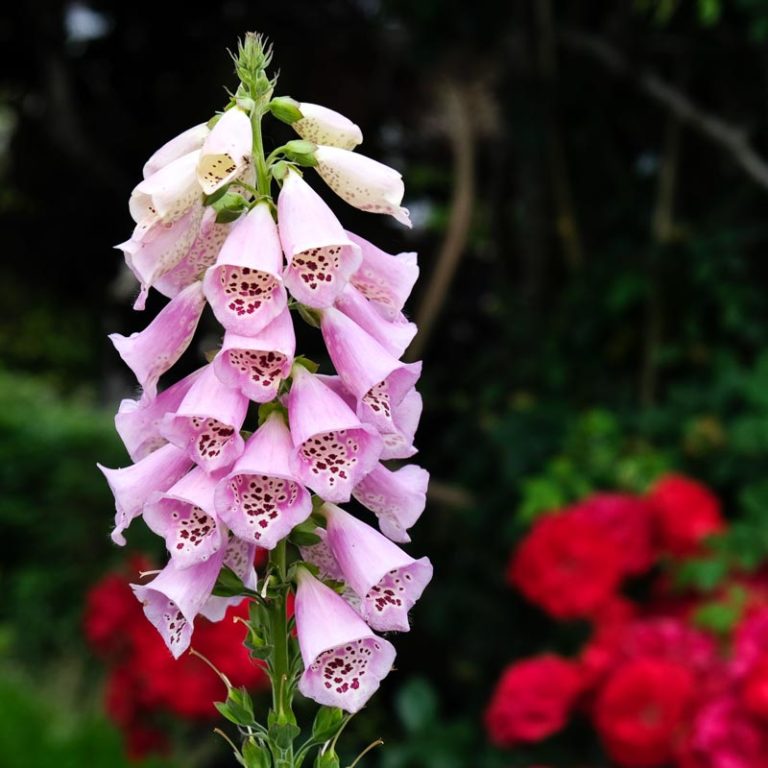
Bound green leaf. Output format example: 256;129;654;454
673;557;729;593
242;738;271;768
315;750;340;768
212;566;248;598
269;722;301;750
214;686;255;727
312;707;344;742
289;520;322;547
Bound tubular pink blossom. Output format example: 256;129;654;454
115;367;204;462
380;387;422;460
295;569;396;713
159;364;248;474
335;283;416;358
322;503;432;632
293;103;363;150
214;412;312;549
108;281;206;400
213;308;295;402
129;149;202;226
143;466;226;568
320;307;421;434
277;169;361;308
119;202;205;310
153;207;232;300
200;536;259;621
98;443;193;546
299;528;362;614
353;463;429;543
197;107;253;194
346;231;419;320
203;202;287;336
131;547;226;658
286;366;382;502
143;123;209;178
314;146;411;227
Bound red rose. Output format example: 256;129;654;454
579;597;637;690
648;474;724;557
508;512;623;619
570;493;656;576
485;654;583;747
595;658;695;767
678;696;768;768
741;654;768;721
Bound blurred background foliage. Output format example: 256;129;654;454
4;0;768;765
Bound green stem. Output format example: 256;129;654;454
251;106;272;198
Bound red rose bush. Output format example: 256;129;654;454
487;473;768;767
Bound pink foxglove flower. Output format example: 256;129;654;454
380;387;422;460
115;367;204;461
203;202;287;335
143;123;209;178
153;208;232;299
213;308;295;402
129;150;202;227
98;443;193;546
321;503;432;632
119;203;205;310
131;547;227;658
214;412;312;549
334;283;416;358
295;568;396;713
292;103;363;150
315;146;410;227
353;462;429;543
286;365;382;502
320;306;421;434
200;536;258;621
109;280;206;399
159;364;248;474
143;466;225;568
347;231;419;320
196;107;253;194
277;169;361;308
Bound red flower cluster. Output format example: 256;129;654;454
84;557;268;760
488;474;768;766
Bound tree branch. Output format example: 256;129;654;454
559;29;768;190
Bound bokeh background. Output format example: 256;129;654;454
4;0;768;766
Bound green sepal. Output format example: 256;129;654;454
211;190;249;223
268;721;301;750
215;686;255;726
322;578;347;595
207;113;222;130
297;305;322;328
241;738;270;768
311;496;326;515
212;566;248;598
293;356;319;374
258;400;288;426
271;161;291;182
203;185;230;206
312;707;344;742
289;519;322;547
286;152;318;168
270;96;303;124
285;139;316;155
288;561;319;582
315;749;340;768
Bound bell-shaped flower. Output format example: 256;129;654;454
159;364;248;474
109;280;206;400
98;443;193;546
203;202;287;336
277;169;361;308
314;146;410;227
353;463;429;543
380;387;422;460
115;367;204;462
131;546;226;658
320;307;421;434
154;208;232;299
197;107;253;194
321;503;432;632
295;568;396;713
143;466;226;568
214;412;312;549
119;203;205;310
347;231;419;320
143;123;209;178
334;283;416;358
300;528;362;613
213;308;295;402
292;103;362;150
286;365;382;503
201;535;259;621
129;149;202;227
